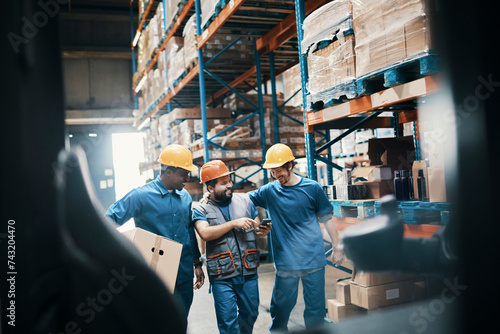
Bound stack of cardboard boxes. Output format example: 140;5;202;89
297;0;432;107
282;63;303;107
327;269;427;322
353;0;432;77
301;0;356;105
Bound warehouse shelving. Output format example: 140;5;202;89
130;0;331;187
290;0;453;287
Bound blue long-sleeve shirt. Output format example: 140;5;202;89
106;176;200;285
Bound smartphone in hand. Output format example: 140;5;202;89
259;218;271;228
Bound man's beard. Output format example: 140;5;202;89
214;188;232;203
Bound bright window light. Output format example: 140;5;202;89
112;132;147;230
89;133;97;137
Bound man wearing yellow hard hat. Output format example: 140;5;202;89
106;144;204;319
248;143;344;332
192;160;270;334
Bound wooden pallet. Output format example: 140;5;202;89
185;58;198;74
332;200;377;220
373;200;451;225
307;80;357;111
356;53;438;96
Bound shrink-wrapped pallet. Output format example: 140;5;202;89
306;34;356;97
165;37;185;90
201;0;219;29
223;93;284;111
283;63;303;107
301;0;353;55
253;110;304;146
183;15;198;70
353;0;432;77
165;0;181;30
155;2;165;40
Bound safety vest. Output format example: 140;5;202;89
195;193;260;282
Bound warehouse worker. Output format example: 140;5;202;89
106;144;205;318
193;160;271;334
248;143;344;332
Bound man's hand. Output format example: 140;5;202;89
256;223;271;237
194;266;205;290
232;218;256;230
331;245;344;266
200;191;210;204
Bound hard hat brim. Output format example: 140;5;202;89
262;161;289;169
158;160;199;172
199;170;234;183
180;164;199;172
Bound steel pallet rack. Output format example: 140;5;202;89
129;0;330;187
291;1;451;262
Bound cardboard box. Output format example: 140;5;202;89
352;165;392;182
327;299;367;322
356;180;394;199
405;15;431;57
168;107;232;123
350;279;426;310
335;184;367;200
336;278;352;304
351;268;423;287
367;136;415;172
121;227;182;293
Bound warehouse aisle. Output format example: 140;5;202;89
187;260;350;334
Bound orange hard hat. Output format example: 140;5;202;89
157;144;198;171
199;160;234;183
262;143;295;169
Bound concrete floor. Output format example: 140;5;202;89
187;258;353;334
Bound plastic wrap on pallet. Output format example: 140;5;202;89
165;0;182;30
223;93;283;111
204;29;254;65
137;33;146;74
253;110;303;146
301;0;353;55
165;37;185;91
183;15;198;70
283;63;303;107
201;0;219;29
155;3;165;40
353;0;431;78
306;34;356;97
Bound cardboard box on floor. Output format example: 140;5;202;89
351;268;423;287
336;278;352;305
350;279;427;310
349;268;427;310
327;298;367;322
121;227;182;293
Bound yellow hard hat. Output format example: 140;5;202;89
199;160;234;183
262;143;295;169
157;144;198;171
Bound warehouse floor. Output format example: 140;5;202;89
187;259;353;334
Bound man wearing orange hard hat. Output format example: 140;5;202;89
192;160;270;334
248;143;344;332
106;144;204;320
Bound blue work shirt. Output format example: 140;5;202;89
106;176;200;285
248;177;333;271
